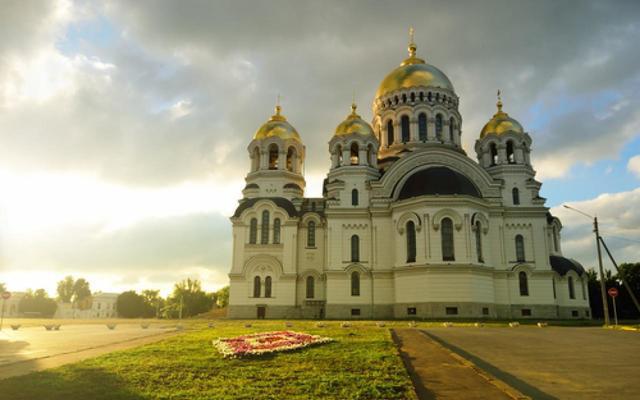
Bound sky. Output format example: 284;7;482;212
1;0;639;297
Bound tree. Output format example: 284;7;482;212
18;289;57;317
141;290;164;318
73;278;92;309
0;282;6;294
616;263;640;319
215;286;229;308
57;276;75;302
166;278;215;318
56;276;92;313
116;291;149;318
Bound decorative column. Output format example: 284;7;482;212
410;117;418;142
393;122;400;145
278;150;286;170
427;117;436;141
331;152;339;169
358;147;367;166
497;144;507;165
342;147;351;166
260;150;268;169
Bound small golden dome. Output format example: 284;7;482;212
480;92;524;138
334;103;375;137
253;105;301;142
376;31;454;98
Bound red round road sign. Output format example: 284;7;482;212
1;292;10;300
608;288;619;298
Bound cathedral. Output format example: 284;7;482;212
227;35;591;320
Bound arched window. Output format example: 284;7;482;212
506;141;515;164
351;189;359;206
441;218;455;261
261;210;270;244
435;114;443;140
351;235;360;262
253;276;261;297
552;226;559;252
306;276;315;299
449;117;455;142
350;142;359;165
401;115;410;143
512;188;520;205
402;93;407;103
519;271;529;296
515;234;525;262
428;92;432;102
351;271;360;296
307;221;316;247
286;147;296;172
418;113;427;141
475;221;483;263
394;96;399;105
273;218;281;244
410;92;415;102
568;276;575;299
406;221;416;263
490;143;498;165
386;120;394;146
336;144;343;166
268;144;279;170
249;218;258;244
264;276;272;298
419;92;424;101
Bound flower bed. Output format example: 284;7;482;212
213;330;333;358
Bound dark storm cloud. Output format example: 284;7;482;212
1;0;639;186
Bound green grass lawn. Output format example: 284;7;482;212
0;320;417;400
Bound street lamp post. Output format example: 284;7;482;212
563;205;610;325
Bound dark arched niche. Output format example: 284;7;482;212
398;167;481;200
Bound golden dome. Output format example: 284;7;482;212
253;105;301;142
376;34;454;98
334;103;375;137
480;92;524;138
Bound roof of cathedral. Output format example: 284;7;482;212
480;92;524;138
398;167;481;199
334;103;375;138
550;255;586;276
376;33;454;98
233;197;298;218
253;105;301;142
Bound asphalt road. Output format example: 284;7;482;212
422;327;640;400
0;323;177;378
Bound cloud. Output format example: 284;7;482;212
1;211;232;294
2;1;640;294
628;155;640;178
1;1;638;187
552;188;640;271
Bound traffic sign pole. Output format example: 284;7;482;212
608;288;619;326
0;292;10;331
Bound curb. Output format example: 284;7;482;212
419;330;530;400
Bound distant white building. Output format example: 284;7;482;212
54;292;119;319
90;292;118;318
228;35;591;320
2;291;25;317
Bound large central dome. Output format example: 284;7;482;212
376;42;454;98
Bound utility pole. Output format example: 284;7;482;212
563;205;610;325
593;217;610;326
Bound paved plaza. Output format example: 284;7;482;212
421;326;640;399
0;323;177;379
